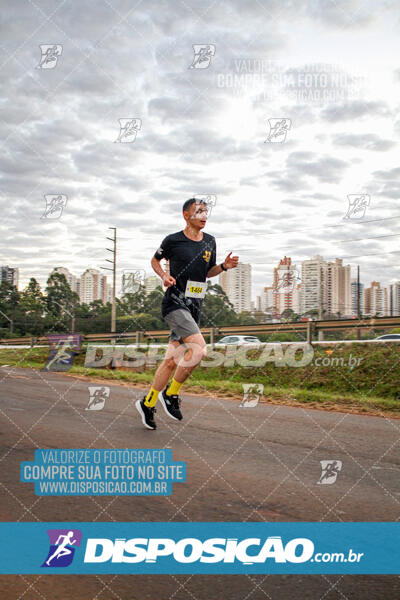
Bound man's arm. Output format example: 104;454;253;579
151;256;176;287
207;251;239;278
206;264;224;278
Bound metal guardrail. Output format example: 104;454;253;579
0;316;399;346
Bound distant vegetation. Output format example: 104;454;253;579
0;274;254;337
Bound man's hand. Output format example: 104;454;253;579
223;252;239;270
162;274;176;288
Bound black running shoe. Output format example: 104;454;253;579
136;397;157;430
159;389;183;421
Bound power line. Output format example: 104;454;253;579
339;249;400;260
332;232;400;244
232;231;400;252
252;249;400;265
218;215;400;239
117;215;400;242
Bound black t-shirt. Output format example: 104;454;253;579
154;230;217;321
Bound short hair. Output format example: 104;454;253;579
182;197;206;213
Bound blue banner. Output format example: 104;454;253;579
0;522;398;574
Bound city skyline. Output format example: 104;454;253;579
2;254;399;317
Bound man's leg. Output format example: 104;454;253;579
136;340;180;430
144;340;181;407
171;332;207;386
158;333;207;421
136;310;204;428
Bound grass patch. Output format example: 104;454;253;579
0;344;399;416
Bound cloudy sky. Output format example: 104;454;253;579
1;0;400;300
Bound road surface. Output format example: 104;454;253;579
0;366;399;599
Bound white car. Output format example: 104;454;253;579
374;334;400;341
216;335;262;346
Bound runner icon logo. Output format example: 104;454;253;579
41;194;67;220
239;383;264;408
114;118;141;143
344;194;370;220
86;386;110;411
189;45;216;69
265;118;291;143
42;529;82;567
37;45;63;69
317;460;342;485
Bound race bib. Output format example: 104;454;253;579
185;280;207;299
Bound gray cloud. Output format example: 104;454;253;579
0;0;399;295
321;101;391;122
332;133;396;151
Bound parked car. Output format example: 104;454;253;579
374;334;400;341
216;335;262;346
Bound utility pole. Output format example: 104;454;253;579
356;265;361;340
103;227;117;344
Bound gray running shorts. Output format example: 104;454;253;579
164;308;201;344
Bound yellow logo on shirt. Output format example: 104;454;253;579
203;250;211;263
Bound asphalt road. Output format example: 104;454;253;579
0;366;399;599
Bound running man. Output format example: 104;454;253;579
45;531;77;566
136;198;239;429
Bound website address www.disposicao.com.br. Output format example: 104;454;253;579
83;536;364;565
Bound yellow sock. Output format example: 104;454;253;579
167;378;183;396
144;387;160;407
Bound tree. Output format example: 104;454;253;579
117;285;147;316
236;311;258;325
200;283;238;326
252;310;268;323
45;272;79;332
17;278;46;335
0;281;20;336
143;288;164;323
281;309;299;322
